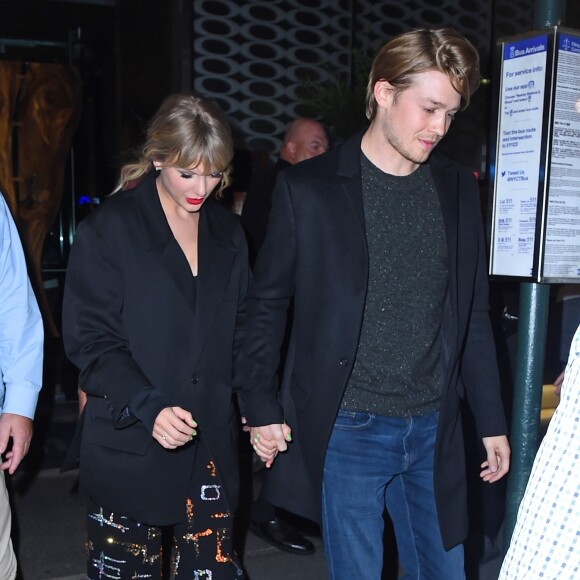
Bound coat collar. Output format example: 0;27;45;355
336;130;367;233
337;129;366;179
134;172;237;363
135;171;236;251
429;152;459;319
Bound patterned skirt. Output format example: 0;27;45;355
86;437;244;579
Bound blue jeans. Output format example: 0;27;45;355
322;410;464;580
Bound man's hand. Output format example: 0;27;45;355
480;435;510;483
250;423;292;468
554;370;565;397
153;407;197;449
0;413;33;474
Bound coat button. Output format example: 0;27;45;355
339;357;348;366
190;375;199;384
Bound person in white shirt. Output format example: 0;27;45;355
499;322;580;579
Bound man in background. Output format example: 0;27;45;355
0;193;44;578
241;118;329;267
241;118;328;555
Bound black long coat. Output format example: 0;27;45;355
62;172;249;525
240;132;508;550
241;158;291;266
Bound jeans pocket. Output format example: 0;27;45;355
333;409;373;430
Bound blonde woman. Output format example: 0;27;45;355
63;93;248;578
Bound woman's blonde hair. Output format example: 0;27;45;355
114;93;234;195
365;28;481;121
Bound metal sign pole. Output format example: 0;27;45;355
503;0;567;552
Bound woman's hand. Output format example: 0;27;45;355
153;406;197;449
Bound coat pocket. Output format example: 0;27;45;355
85;414;151;456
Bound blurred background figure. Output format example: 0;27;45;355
241;118;329;267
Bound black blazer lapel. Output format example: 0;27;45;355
137;172;198;315
192;201;237;364
138;180;238;367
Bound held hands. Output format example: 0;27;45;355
153;406;197;449
0;413;33;474
250;423;292;468
480;435;511;483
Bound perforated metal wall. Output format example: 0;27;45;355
192;0;499;159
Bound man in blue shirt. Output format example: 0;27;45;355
0;194;43;578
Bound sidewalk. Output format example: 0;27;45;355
11;467;328;580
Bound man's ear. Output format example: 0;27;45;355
374;80;395;108
285;142;297;162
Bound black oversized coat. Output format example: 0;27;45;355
62;172;249;525
240;132;508;550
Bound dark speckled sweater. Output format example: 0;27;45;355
341;153;448;417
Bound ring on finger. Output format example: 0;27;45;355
162;433;167;440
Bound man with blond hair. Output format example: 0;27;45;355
242;28;510;578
